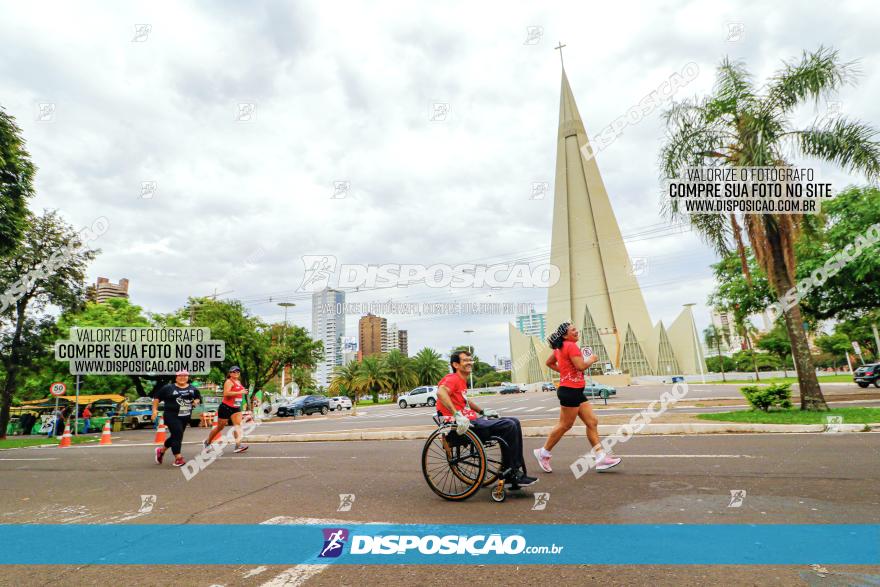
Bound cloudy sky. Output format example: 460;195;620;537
3;0;879;362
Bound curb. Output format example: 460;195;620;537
245;422;880;443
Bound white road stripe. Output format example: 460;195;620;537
258;516;390;587
0;458;58;461
234;456;310;460
526;407;544;412
618;454;755;458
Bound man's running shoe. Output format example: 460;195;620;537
533;448;552;473
155;447;164;465
595;454;622;471
233;445;248;453
514;475;539;487
172;457;186;467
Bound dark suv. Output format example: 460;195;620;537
854;363;880;388
277;395;330;417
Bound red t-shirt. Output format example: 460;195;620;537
555;340;585;388
437;373;479;421
223;380;246;408
82;408;91;418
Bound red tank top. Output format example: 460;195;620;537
223;380;246;408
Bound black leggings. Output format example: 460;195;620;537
471;417;526;477
163;415;189;455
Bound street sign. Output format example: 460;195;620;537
852;341;862;356
581;346;593;359
49;382;66;397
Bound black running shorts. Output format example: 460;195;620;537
557;385;586;408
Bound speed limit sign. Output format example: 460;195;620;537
581;347;593;359
49;382;66;397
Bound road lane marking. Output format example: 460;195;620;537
258;516;391;587
618;454;755;458
0;458;59;461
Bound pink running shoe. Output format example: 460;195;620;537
533;448;552;473
172;457;186;467
155;447;164;465
595;454;622;471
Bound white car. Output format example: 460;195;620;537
398;386;438;409
328;396;353;411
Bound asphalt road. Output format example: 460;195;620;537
1;431;878;585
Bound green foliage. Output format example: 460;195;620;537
732;349;780;372
475;369;509;387
705;355;736;373
0;108;36;258
740;382;793;411
411;348;448;386
383;349;417;401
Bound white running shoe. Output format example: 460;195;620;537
595;454;622;471
533;448;552;473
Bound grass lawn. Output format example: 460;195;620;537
697;407;880;425
356;399;396;406
0;435;99;449
705;374;857;385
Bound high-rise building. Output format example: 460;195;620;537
397;329;409;357
385;322;399;353
359;313;387;358
509;63;703;382
710;309;745;354
515;310;546;340
311;288;345;388
87;277;130;303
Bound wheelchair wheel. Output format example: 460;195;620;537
422;428;486;501
481;438;506;487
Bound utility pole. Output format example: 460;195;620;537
278;302;296;394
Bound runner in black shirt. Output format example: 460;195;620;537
151;370;201;467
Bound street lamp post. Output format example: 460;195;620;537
463;329;475;390
278;303;296;394
683;303;707;384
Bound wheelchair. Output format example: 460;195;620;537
421;413;523;502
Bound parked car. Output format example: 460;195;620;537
584;383;617;398
328;396;353;411
541;382;556;392
398;386;438;408
499;383;525;394
854;363;880;388
277;395;331;417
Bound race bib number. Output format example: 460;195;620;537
177;399;192;416
234;396;243;408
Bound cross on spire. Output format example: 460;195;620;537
554;41;566;67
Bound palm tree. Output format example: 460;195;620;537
411;348;448;386
382;349;418;401
354;355;392;404
328;361;361;413
703;325;729;382
660;47;880;410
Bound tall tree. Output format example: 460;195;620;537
703;325;729;382
353;355;391;404
0;108;36;258
661;47;880;410
757;322;794;377
411;347;447;386
383;349;417;401
0;210;96;438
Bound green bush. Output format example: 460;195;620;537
740;382;793;411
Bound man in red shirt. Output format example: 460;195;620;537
437;350;537;488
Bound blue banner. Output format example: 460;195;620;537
1;524;877;565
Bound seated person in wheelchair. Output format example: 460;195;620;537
437;350;538;488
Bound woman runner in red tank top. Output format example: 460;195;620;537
204;365;248;453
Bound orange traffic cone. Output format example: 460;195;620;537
58;423;72;448
154;417;167;445
99;421;113;445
